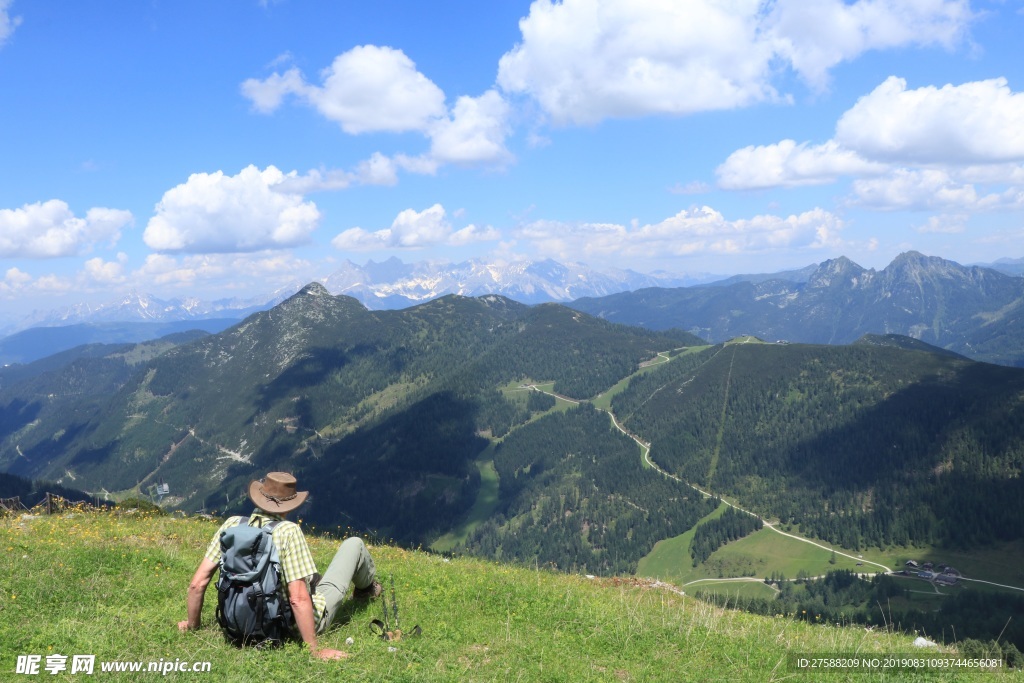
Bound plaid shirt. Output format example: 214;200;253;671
204;511;327;628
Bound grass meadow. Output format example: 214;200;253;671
0;506;1006;682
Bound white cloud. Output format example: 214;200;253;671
429;90;512;166
0;266;31;296
498;0;778;125
766;0;972;89
332;204;500;251
136;254;210;287
958;164;1024;186
275;153;402;194
836;77;1024;164
718;77;1024;193
0;269;74;297
0;0;21;48
496;0;971;126
449;224;503;246
355;153;401;186
515;206;843;261
850;168;1004;211
1;254;315;304
82;256;127;284
848;163;1024;212
716;139;887;189
144;165;320;253
274;167;358;194
239;67;306;114
243;48;513;173
915;214;968;234
3;266;30;286
31;274;72;294
242;45;447;134
393;154;440;176
0;200;132;258
134;252;312;290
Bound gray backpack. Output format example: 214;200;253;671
215;519;294;647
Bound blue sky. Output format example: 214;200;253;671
1;0;1023;315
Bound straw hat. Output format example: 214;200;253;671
248;472;309;515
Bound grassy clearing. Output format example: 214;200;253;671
498;379;534;404
725;336;768;345
684;580;780;600
430;452;500;553
699;527;869;581
591;346;710;411
637;501;728;579
502;379;578;415
319;379;426;439
643;526;870;587
1;508;997;682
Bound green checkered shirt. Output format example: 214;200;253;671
204;511;327;628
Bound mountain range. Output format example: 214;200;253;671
3;267;1024;654
11;289;285;331
0;284;700;540
4;253;1023;367
571;251;1024;367
0;257;710;338
319;256;705;308
2;282;1022;558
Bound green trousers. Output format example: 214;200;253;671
314;536;377;633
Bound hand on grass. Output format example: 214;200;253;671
313;647;349;660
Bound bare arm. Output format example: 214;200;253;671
288;578;347;660
178;558;218;632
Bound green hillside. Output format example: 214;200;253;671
0;508;1006;682
461;404;718;575
0;286;698;541
613;341;1024;551
4;286;1024;656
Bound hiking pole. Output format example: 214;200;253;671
389;576;421;639
370;573;399;640
368;574;421;641
380;575;391;631
390;575;400;634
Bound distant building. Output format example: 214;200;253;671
905;560;919;568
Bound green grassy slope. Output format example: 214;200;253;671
0;509;1005;682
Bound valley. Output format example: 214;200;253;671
431;333;1024;651
2;285;1024;652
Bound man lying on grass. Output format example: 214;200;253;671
178;471;381;660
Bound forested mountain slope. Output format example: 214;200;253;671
613;340;1024;550
3;281;1024;563
571;252;1024;367
0;284;699;542
463;405;719;575
0;332;208;454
